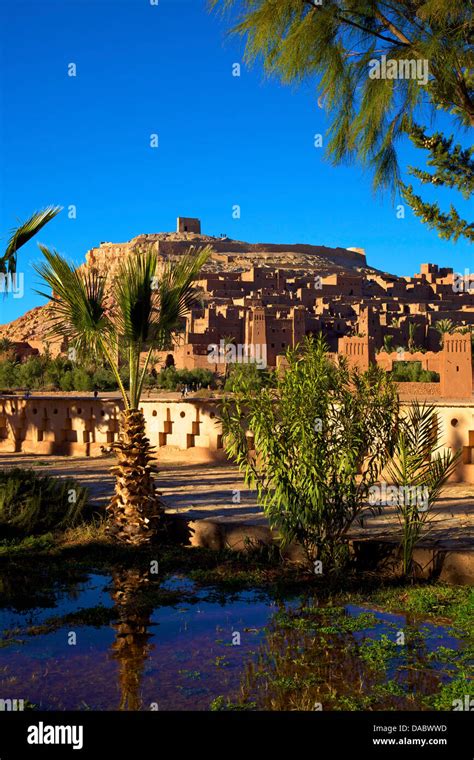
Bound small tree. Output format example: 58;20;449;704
407;322;418;353
35;245;211;545
220;335;398;570
386;402;461;578
382;335;394;354
224;362;276;392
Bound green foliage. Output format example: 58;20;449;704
220;334;399;569
91;366;120;391
58;368;94;392
0;354;125;392
224;362;276;392
401;124;474;242
391;361;439;383
1;206;61;277
0;468;89;536
151;366;215;391
0;338;13;353
434;319;455;347
386;402;462;577
0;360;19;389
211;1;473;240
35;245;212;409
211;1;472;186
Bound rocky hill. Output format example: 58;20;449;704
0;230;387;349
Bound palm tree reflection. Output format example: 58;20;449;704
109;568;155;711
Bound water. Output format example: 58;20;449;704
0;570;470;711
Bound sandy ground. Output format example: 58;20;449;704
1;453;473;550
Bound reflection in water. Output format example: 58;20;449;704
109;569;154;711
0;571;469;711
237;601;453;710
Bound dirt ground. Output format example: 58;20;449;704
1;453;473;550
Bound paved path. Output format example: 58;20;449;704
1;453;473;550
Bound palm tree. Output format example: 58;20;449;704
221;335;236;382
35;244;212;545
382;335;394;354
1;207;61;278
386;403;461;578
434;319;454;348
407;322;417;353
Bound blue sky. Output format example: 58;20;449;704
0;0;472;322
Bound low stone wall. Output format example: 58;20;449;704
0;395;226;463
180;515;474;584
1;394;473;481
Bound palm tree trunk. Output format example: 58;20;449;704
106;408;164;545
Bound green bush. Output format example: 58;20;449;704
0;354;214;393
59;370;75;391
391;361;439;383
221;335;399;570
0;360;19;389
16;357;46;389
0;468;89;536
224;363;276;392
154;367;215;390
92;367;119;390
44;356;74;388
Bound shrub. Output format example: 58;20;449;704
391;361;439;383
16;357;46;389
154;367;215;390
221;335;399;570
0;468;89;536
0;360;19;389
59;370;75;391
386;403;461;577
71;368;94;391
224;363;276;392
44;356;74;388
92;367;120;391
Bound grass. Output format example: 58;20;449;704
0;468;90;536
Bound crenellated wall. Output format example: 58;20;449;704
339;332;472;399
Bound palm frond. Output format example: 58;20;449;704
115;250;159;345
154;245;213;341
1;206;62;275
33;246;114;360
133;245;212;405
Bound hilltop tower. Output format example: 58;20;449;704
177;217;201;234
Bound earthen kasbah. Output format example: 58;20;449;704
1;217;473;399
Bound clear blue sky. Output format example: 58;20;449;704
0;0;472;323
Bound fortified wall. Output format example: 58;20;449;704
1;394;474;482
339;332;473;399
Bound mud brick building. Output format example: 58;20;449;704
1;217;472;396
